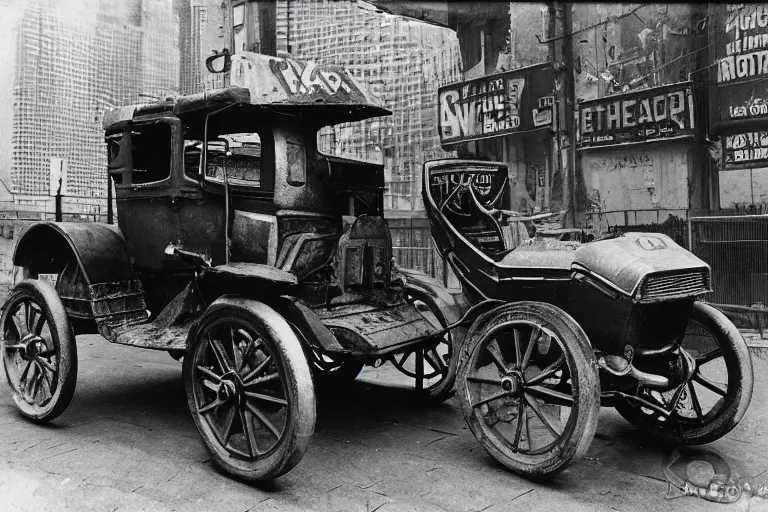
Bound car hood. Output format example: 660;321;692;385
573;232;710;296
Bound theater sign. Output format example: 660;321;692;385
577;82;696;149
437;63;555;146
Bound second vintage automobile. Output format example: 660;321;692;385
422;158;754;477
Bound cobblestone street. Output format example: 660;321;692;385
2;335;768;512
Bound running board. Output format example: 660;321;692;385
109;320;192;352
313;301;442;358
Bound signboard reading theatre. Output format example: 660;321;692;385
437;63;554;146
577;82;696;148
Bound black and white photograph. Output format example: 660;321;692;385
0;1;765;511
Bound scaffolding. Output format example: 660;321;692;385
276;0;462;211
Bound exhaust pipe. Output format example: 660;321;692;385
598;348;696;390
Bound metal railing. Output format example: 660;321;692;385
585;209;691;249
388;210;768;307
690;214;768;307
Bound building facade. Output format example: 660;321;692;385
709;4;768;210
274;0;462;213
374;2;722;233
0;0;179;209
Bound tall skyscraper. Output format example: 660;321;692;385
2;0;180;198
275;0;462;211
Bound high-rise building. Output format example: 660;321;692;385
2;0;180;198
180;0;225;95
275;0;462;211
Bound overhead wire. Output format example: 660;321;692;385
537;4;647;44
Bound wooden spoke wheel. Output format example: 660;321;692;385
184;301;315;481
388;290;458;404
615;302;753;445
1;279;77;423
458;302;600;478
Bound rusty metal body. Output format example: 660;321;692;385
10;52;465;371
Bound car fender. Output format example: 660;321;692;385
13;222;134;285
395;265;469;326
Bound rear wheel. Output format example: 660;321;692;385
1;279;77;423
615;301;753;445
458;302;600;478
184;301;316;481
388;289;457;404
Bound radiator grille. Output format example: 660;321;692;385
639;269;711;301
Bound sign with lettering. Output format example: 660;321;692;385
723;131;768;169
710;4;768;130
437;63;554;146
577;82;696;149
219;53;386;110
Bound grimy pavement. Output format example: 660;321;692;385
3;335;768;512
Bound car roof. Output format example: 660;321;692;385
103;52;391;134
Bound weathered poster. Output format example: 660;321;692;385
711;4;768;131
723;131;768;169
437;63;554;146
577;82;696;148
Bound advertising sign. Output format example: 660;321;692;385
577;82;696;149
723;131;768;169
710;4;768;131
437;63;554;146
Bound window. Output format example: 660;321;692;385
107;122;172;186
233;3;246;52
287;141;306;186
184;139;202;179
205;133;262;186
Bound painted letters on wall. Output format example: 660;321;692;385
437;63;554;146
711;4;768;130
724;131;768;168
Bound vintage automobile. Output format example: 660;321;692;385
423;159;754;477
0;52;467;482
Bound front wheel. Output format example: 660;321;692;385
615;301;753;445
1;279;77;423
184;299;316;481
458;301;600;478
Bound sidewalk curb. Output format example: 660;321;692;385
748;342;768;359
743;330;768;359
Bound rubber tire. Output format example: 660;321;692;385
457;301;601;478
184;299;316;481
402;288;458;405
1;279;77;423
615;301;753;445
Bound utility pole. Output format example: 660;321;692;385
550;1;579;228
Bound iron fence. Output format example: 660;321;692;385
690;215;768;307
